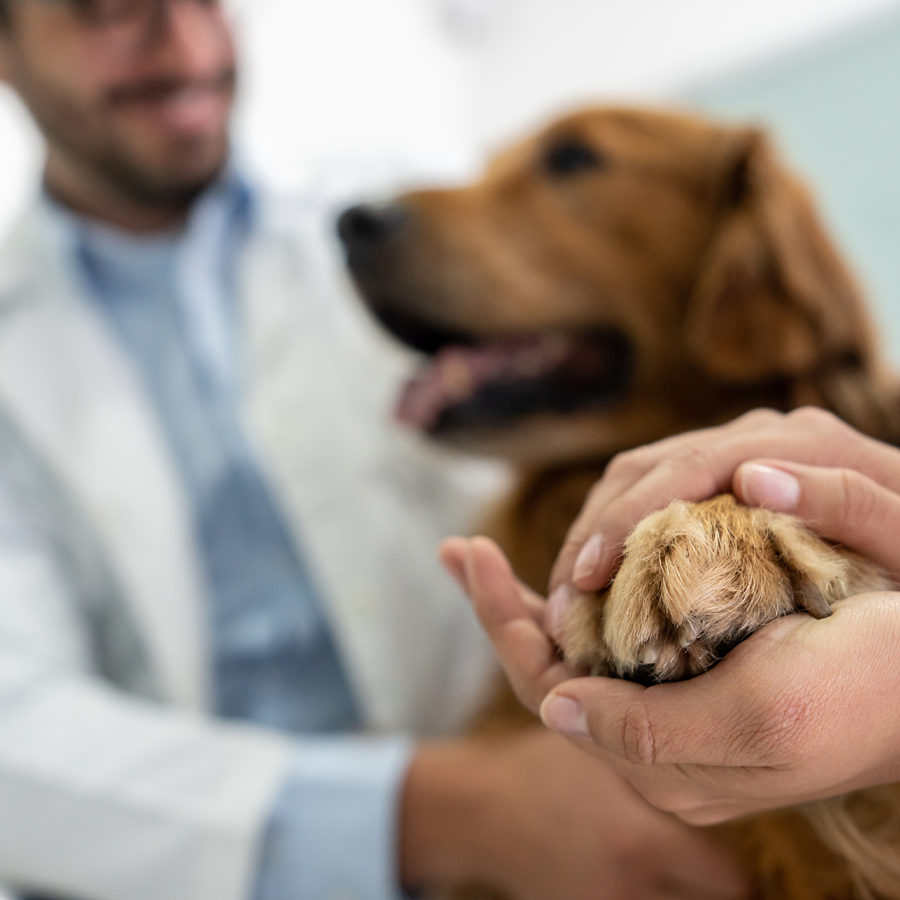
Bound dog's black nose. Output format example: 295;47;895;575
337;203;409;249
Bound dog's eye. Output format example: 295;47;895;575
543;140;605;177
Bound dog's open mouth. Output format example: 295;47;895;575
373;306;635;434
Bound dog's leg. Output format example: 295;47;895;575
559;494;894;683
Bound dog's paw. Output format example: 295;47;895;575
558;494;857;683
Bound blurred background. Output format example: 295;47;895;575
2;0;899;354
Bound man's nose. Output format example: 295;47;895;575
336;203;410;251
154;0;234;71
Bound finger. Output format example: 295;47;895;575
573;409;787;513
550;449;726;592
464;537;571;713
653;843;752;900
676;795;786;826
539;650;795;769
442;536;546;619
551;408;900;592
439;537;469;592
736;460;900;581
538;676;729;772
551;430;770;593
548;412;790;591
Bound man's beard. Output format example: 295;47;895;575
29;68;236;215
81;137;230;212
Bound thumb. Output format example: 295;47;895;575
539;667;774;768
735;460;900;581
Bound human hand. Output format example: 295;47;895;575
442;538;900;826
400;728;747;899
550;406;900;592
440;407;900;824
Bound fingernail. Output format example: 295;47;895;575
540;694;589;738
740;464;800;511
445;560;469;593
439;541;471;593
573;534;605;583
546;584;574;639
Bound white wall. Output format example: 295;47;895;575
232;0;477;199
456;0;900;149
0;0;897;234
0;0;474;237
0;91;42;238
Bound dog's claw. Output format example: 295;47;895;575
560;496;870;687
794;574;834;619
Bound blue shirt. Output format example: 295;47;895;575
51;175;412;900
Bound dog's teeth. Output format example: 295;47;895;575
639;645;659;665
440;354;476;400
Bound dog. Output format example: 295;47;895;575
338;106;900;899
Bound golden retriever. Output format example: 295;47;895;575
338;106;900;899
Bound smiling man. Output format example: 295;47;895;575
0;2;747;899
2;0;236;228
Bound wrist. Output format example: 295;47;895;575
858;594;900;788
398;738;505;892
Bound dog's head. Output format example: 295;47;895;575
339;106;879;462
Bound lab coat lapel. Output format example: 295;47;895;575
239;208;481;734
0;205;209;709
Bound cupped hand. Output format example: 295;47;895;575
549;407;900;593
440;406;900;823
443;537;900;825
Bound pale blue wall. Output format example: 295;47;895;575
685;7;900;362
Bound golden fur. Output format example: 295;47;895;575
340;106;900;898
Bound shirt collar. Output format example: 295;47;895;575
40;165;256;279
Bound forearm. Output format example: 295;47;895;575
399;729;750;900
398;738;499;891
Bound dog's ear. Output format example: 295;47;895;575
685;130;873;382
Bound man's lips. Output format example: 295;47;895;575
108;72;234;135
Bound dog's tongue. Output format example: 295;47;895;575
395;336;573;430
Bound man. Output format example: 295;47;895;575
0;1;747;898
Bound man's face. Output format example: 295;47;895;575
0;0;237;206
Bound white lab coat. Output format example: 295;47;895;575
0;193;499;900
